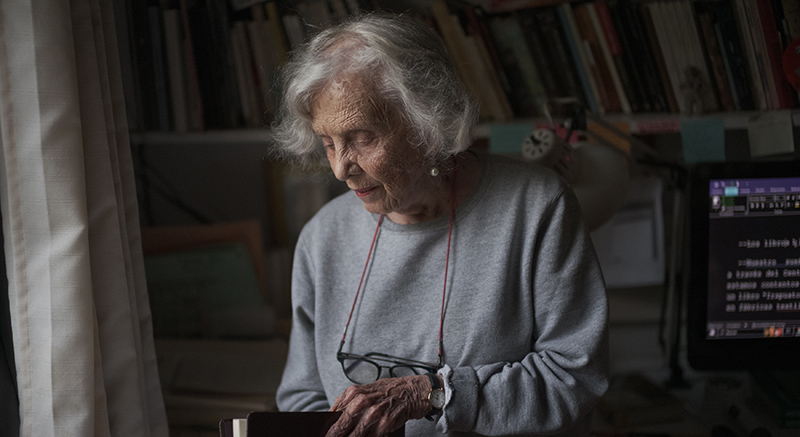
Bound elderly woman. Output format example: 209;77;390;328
272;13;608;437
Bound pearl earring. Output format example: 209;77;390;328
429;167;440;177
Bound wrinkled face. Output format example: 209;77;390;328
311;76;439;223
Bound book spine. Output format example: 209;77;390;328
593;0;636;113
455;15;512;121
607;0;654;112
713;0;755;110
639;2;680;113
517;10;561;101
178;0;205;131
430;1;491;119
744;0;778;108
695;2;735;111
462;6;510;96
573;2;622;113
147;6;172;131
732;0;768;109
557;3;603;114
247;11;277;120
673;0;718;113
265;2;289;66
756;0;795;108
624;0;669;112
486;14;548;117
782;0;800;41
230;21;259;128
162;8;190;132
533;6;588;106
461;6;515;120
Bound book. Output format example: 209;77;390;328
265;2;289;66
516;9;561;101
743;0;778;108
205;0;244;128
147;6;172;131
695;1;735;111
489;0;566;14
712;0;756;110
732;0;769;109
461;5;514;107
531;6;588;106
485;14;549;117
648;1;716;115
430;1;482;116
456;15;514;121
178;0;205;131
220;412;406;437
162;8;190;132
248;4;280;122
639;2;680;113
593;0;635;113
756;0;796;108
782;0;800;41
770;0;792;49
127;0;160;130
557;3;603;114
672;0;718;113
281;13;307;50
572;2;623;113
597;372;684;428
230;20;261;128
606;0;655;112
187;0;221;129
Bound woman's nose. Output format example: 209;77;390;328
331;149;360;181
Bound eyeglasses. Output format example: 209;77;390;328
336;351;439;385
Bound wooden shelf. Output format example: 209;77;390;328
473;110;800;138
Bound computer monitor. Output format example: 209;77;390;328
687;160;800;370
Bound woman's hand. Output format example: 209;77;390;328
325;374;432;437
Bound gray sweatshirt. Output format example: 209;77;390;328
277;151;609;436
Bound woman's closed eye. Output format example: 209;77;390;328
348;130;376;148
318;135;336;151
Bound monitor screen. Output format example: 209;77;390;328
687;160;800;370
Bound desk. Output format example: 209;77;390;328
592;370;799;437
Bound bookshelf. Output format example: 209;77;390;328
121;0;800;258
122;0;800;133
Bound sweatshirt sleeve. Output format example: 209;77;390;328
275;238;331;412
438;188;610;435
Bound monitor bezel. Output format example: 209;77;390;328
687;159;800;370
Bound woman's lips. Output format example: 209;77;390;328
354;187;376;198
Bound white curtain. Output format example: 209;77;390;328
0;0;168;435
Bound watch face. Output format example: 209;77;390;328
429;388;445;409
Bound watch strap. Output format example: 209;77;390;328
426;372;441;391
425;372;444;421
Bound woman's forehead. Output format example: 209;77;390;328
311;76;385;133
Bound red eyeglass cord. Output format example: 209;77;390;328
339;165;458;370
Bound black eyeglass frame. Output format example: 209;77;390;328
336;349;440;385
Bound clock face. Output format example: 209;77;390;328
429;388;445;409
521;135;540;160
522;129;554;161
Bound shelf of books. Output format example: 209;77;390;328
120;0;800;143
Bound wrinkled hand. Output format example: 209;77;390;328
325;374;431;437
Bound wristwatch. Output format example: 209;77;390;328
425;372;445;420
